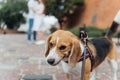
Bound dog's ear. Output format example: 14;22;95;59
69;39;81;68
45;35;52;57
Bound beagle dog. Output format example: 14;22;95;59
45;11;120;80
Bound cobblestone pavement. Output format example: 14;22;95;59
0;34;120;80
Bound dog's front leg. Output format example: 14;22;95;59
83;59;91;80
62;62;73;80
83;73;90;80
65;73;73;80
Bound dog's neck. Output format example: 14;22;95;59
63;42;85;63
62;42;94;65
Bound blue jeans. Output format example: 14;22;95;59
27;18;37;41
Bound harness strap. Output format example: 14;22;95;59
80;30;94;72
64;45;94;71
64;31;94;72
78;46;94;71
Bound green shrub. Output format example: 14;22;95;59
85;26;108;37
69;27;80;37
0;1;28;29
51;25;118;38
46;0;84;19
69;26;113;38
87;31;102;37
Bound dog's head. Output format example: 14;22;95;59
45;30;83;68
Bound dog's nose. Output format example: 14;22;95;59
47;59;55;65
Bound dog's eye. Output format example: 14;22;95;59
49;42;53;47
59;45;66;50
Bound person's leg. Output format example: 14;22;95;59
27;18;34;41
33;31;37;41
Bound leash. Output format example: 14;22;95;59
80;31;88;80
80;31;94;80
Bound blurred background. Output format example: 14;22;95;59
0;0;120;80
0;0;120;37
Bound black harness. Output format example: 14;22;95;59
64;31;94;80
78;45;94;71
64;31;94;71
64;44;94;71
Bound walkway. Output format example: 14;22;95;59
0;34;120;80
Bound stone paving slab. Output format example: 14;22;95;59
23;74;53;80
0;34;120;80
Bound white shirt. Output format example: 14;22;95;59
35;2;45;15
27;0;37;18
32;2;45;31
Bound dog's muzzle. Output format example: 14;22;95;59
47;59;55;65
47;55;66;66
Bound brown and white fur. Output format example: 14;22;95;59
45;11;120;80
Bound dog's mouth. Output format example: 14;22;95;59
50;59;62;66
48;56;65;66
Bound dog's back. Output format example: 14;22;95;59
89;11;120;69
88;11;120;80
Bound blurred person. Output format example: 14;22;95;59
32;0;46;45
27;0;37;43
